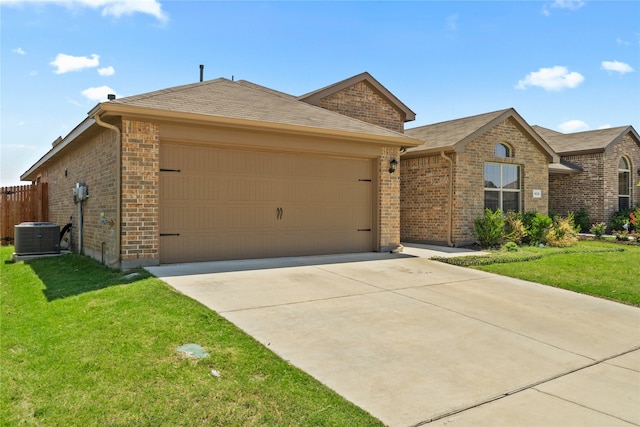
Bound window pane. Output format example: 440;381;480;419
502;165;520;190
484;164;500;189
484;191;499;211
619;196;630;211
495;144;508;157
619;171;630;195
619;157;629;170
503;192;520;212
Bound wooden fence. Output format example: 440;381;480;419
0;183;49;245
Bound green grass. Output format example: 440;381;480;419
0;247;383;427
435;241;640;306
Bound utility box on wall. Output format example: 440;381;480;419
14;222;60;255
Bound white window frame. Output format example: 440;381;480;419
618;156;631;210
484;162;521;212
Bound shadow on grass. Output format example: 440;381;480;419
26;253;152;301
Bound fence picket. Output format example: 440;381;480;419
0;183;49;245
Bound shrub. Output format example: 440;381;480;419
574;208;589;233
502;241;519;252
546;214;579;247
590;222;606;239
610;207;634;232
473;209;505;248
527;213;552;246
503;211;527;244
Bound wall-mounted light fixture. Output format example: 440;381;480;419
389;158;398;174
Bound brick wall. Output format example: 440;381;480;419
318;81;406;133
42;126;120;266
378;146;402;251
120;119;160;269
401;117;550;245
549;153;605;223
551;133;640;226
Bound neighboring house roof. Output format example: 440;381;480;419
403;108;559;163
22;76;421;181
298;71;416;122
532;125;640;156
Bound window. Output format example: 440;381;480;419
619;157;631;210
495;143;512;158
484;163;521;212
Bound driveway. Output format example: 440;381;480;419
147;245;640;426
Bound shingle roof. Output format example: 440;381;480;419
108;77;412;139
532;125;638;155
405;109;509;151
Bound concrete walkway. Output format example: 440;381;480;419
147;246;640;426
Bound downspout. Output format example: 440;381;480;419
94;113;121;268
440;151;454;247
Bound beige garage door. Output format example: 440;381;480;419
159;143;374;263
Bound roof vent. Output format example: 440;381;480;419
107;94;116;100
199;64;204;82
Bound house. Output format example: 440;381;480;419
400;108;562;247
21;73;420;269
533;125;640;225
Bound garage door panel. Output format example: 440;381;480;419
160;143;374;263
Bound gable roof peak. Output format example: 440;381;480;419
298;72;416;122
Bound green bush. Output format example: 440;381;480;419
590;222;606;239
546;214;579;247
473;209;505;248
610;207;635;232
574;208;589;233
502;241;519;252
527;213;552;246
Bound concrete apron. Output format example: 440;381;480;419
147;253;640;427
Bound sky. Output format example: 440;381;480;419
1;0;639;186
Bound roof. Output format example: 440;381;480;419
22;76;422;181
404;108;559;163
298;72;416;122
532;125;640;156
102;77;414;139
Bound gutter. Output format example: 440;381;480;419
93;114;121;268
440;151;454;247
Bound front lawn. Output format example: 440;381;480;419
434;241;640;306
0;247;383;426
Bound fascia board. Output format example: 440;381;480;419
98;103;422;147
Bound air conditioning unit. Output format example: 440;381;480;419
14;222;61;255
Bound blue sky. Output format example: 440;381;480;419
1;0;639;186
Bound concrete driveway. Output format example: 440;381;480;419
147;245;640;426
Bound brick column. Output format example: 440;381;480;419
120;119;160;268
378;146;401;252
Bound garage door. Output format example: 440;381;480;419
159;143;374;263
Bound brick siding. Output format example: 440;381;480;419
120;119;160;269
378;146;402;251
550;133;640;226
401;117;550;245
318;81;406;133
41;126;120;266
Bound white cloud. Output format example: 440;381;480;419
542;0;584;15
616;37;630;46
601;60;634;75
81;85;118;102
551;0;585;10
12;47;26;55
515;66;585;91
597;124;612;130
50;53;99;74
1;0;168;22
98;66;115;76
558;120;589;133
